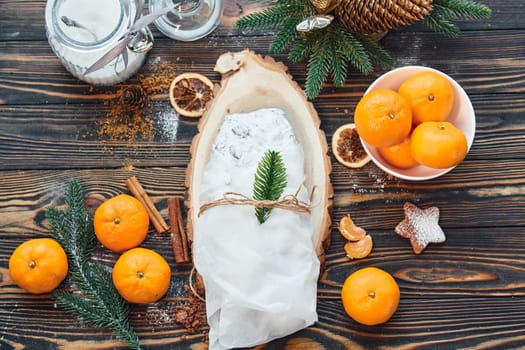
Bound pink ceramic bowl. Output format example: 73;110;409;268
360;66;476;181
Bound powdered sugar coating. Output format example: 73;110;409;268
395;202;446;254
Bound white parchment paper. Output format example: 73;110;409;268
193;109;320;349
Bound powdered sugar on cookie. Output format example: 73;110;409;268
395;202;446;254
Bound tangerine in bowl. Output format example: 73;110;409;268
358;66;475;181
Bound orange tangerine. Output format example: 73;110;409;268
398;71;454;125
94;194;149;252
354;89;412;148
378;136;419;169
112;247;171;304
410;121;468;169
341;267;400;326
9;238;68;294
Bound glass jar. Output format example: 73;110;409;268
45;0;153;85
150;0;223;41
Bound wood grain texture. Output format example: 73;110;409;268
1;30;525;105
0;0;523;41
1;0;525;349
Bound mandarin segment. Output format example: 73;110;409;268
344;234;373;259
354;89;413;148
339;214;366;241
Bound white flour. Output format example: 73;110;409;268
194;108;319;349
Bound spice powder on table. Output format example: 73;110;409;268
97;64;178;142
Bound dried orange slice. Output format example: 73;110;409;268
339;214;366;241
332;123;370;168
344;234;373;260
169;72;214;118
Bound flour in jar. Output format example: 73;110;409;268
194;108;319;350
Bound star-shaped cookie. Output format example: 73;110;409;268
395;202;446;254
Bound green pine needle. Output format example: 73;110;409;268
354;33;395;69
330;47;348;86
237;0;313;31
305;33;333;99
299;24;392;99
434;0;492;20
236;0;491;99
253;150;288;224
46;180;141;350
288;39;311;64
270;18;301;53
425;0;491;37
423;12;460;37
237;7;289;30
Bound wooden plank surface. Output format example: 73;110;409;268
1;0;525;349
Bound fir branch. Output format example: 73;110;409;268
46;180;95;279
426;0;491;37
433;0;492;20
270;17;301;53
46;180;140;350
354;33;394;69
236;0;491;99
330;46;348;86
423;11;460;37
300;24;395;98
288;39;311;63
333;25;374;74
237;0;313;31
305;32;333;99
253;150;288;224
236;7;291;30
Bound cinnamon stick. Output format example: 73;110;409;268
125;176;169;234
168;197;188;263
168;197;190;263
176;197;190;262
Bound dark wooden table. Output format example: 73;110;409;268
1;0;524;349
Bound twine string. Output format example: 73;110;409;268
198;186;315;217
189;266;206;303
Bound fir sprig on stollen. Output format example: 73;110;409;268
46;180;141;350
237;0;491;99
253;150;288;224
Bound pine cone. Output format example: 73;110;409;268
310;0;339;14
335;0;433;34
121;85;148;109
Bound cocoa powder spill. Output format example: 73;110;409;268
173;273;208;341
174;284;207;334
